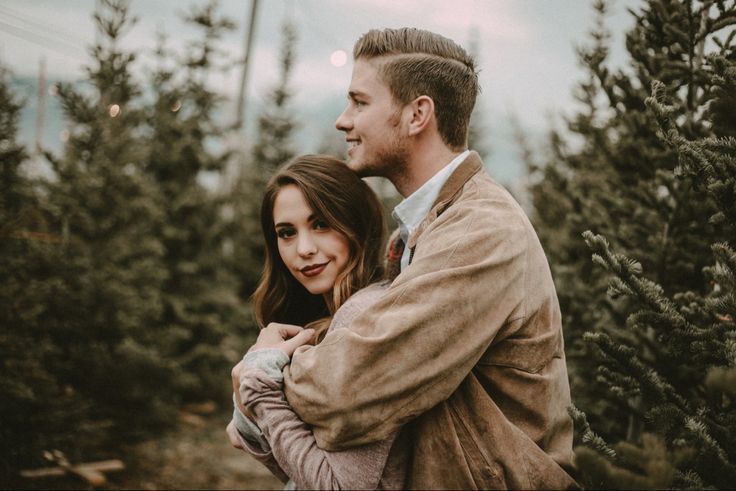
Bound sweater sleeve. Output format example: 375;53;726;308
229;415;290;484
230;353;290;484
239;349;394;490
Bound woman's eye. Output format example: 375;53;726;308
276;228;295;239
313;220;330;231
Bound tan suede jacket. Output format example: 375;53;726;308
284;152;578;489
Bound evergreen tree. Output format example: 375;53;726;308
2;0;256;478
528;0;736;488
248;21;299;176
0;64;72;477
39;0;173;451
228;21;300;304
144;1;244;401
466;27;491;162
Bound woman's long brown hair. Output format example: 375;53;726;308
252;155;386;338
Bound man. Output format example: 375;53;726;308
236;27;577;489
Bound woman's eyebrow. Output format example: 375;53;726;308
275;214;317;228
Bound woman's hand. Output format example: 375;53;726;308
231;323;314;415
250;323;315;357
226;419;244;450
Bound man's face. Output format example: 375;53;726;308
335;58;410;179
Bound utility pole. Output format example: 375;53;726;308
34;56;47;154
234;0;259;132
222;0;260;192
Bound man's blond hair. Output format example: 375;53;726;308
354;27;479;150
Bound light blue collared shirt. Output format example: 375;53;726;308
392;150;471;271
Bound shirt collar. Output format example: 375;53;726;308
392;149;470;242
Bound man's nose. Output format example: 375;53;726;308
335;105;352;132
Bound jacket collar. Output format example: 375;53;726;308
406;151;483;250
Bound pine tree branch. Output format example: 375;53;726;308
684;416;735;474
568;404;617;459
584;330;690;412
585;230;714;345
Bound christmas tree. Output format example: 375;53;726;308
40;0;176;441
528;0;736;487
1;0;254;478
143;1;245;401
0;63;76;476
227;21;300;306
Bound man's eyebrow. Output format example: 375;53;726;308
348;90;367;100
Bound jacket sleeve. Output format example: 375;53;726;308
240;367;395;490
284;191;532;450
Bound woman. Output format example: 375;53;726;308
226;155;407;490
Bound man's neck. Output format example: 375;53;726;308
394;139;464;197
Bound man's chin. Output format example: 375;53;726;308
346;154;396;178
345;158;367;175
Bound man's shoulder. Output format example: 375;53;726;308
448;168;529;229
466;166;516;201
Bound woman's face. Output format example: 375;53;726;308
273;184;350;296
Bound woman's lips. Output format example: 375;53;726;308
301;262;328;277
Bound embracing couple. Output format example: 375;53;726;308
226;27;579;490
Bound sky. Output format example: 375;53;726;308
0;0;639;185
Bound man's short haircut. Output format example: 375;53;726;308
354;27;480;150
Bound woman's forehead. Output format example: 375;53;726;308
273;185;314;224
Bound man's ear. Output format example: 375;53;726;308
407;95;435;136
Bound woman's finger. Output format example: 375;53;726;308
226;420;244;450
280;328;315;356
231;360;243;394
265;322;304;338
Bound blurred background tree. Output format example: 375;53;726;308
27;0;173;459
226;21;299;306
0;62;81;478
466;26;491;164
527;0;735;488
0;0;255;480
144;2;245;403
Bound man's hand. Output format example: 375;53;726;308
250;322;315;356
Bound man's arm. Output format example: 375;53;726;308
240;349;396;490
284;196;532;450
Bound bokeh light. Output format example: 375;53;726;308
330;50;347;67
108;104;121;118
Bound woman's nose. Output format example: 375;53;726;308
296;233;317;257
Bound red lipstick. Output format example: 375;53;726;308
301;262;328;277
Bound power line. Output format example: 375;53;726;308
0;20;86;62
0;4;88;47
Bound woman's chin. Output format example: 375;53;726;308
303;282;332;296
